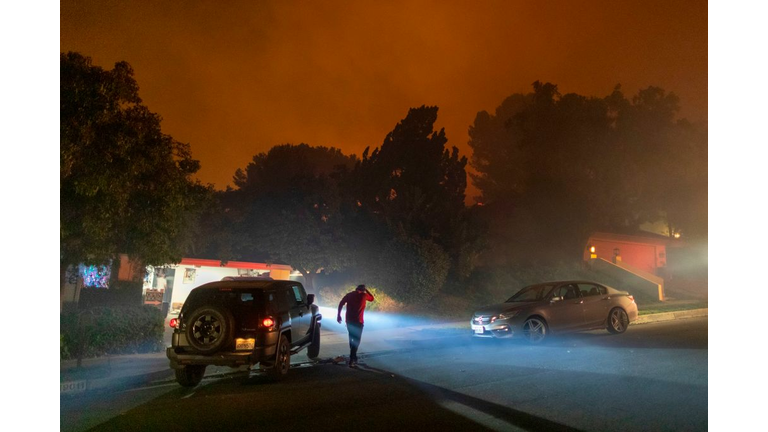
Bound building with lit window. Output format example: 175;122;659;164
61;255;294;315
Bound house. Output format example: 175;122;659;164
584;232;673;275
61;255;295;315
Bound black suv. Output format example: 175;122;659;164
166;279;322;387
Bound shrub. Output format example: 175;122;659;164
60;334;70;359
359;287;403;313
375;236;450;304
317;285;345;308
317;285;403;313
60;305;165;360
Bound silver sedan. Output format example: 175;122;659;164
470;281;638;343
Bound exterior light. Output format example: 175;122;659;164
590;246;596;254
674;232;681;239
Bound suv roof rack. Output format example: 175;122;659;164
220;276;275;281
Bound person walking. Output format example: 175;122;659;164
337;285;375;367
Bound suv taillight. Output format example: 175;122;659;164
169;318;179;328
262;317;275;328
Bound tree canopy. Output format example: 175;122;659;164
60;52;209;287
469;81;707;259
222;144;357;290
206;108;478;303
343;106;480;302
60;53;705;305
349;106;468;244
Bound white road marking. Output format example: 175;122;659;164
116;382;179;394
439;399;526;432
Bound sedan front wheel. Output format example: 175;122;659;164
522;317;548;344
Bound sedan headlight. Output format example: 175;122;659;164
498;311;519;320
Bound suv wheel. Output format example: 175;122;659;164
185;305;234;354
175;365;206;387
307;322;321;360
266;334;291;380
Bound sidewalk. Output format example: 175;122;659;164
60;352;172;395
61;321;177;396
61;307;707;396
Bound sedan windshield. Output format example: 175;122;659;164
505;284;556;302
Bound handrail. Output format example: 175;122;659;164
591;258;665;301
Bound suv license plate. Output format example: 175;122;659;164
235;338;255;350
471;324;484;334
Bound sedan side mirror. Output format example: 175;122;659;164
307;294;315;305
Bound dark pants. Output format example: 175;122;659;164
347;322;364;361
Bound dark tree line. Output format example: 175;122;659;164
61;51;706;304
469;82;706;261
200;107;482;303
60;52;210;295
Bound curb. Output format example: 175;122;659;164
632;308;708;325
61;368;174;397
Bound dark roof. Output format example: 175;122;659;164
589;231;672;246
193;280;297;291
530;280;605;286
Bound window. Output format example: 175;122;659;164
266;291;284;314
505;284;556;302
577;284;596;297
240;292;254;305
291;285;304;304
553;284;581;300
273;289;293;311
577;284;606;297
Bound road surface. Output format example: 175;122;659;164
61;317;707;431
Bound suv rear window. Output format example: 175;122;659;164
183;287;263;313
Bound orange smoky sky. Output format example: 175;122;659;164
61;0;707;201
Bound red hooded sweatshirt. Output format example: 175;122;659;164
338;290;375;324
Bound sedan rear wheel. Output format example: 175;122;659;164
607;308;629;334
522;317;547;344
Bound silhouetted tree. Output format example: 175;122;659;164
226;144;357;291
344;106;482;302
611;87;707;239
185;189;242;263
60;52;210;295
469;81;707;260
349;106;468;243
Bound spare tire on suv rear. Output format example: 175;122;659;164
185;305;235;354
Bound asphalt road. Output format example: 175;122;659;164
61;317;707;432
365;317;708;431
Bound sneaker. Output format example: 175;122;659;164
348;360;358;368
